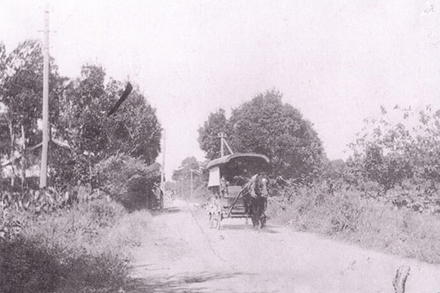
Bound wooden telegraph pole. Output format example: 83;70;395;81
160;130;166;191
40;5;49;188
189;169;200;200
217;132;233;157
218;133;226;157
190;169;193;200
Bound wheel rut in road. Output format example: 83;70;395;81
127;200;440;293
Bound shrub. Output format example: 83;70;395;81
0;238;62;293
350;203;440;263
0;238;127;293
328;192;364;233
0;198;146;292
267;182;335;233
269;182;440;264
93;154;161;211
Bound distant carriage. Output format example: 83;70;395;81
206;153;270;229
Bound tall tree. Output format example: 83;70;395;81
0;40;65;186
55;65;162;186
105;80;161;164
0;43;9;159
197;109;230;160
172;156;204;193
198;90;325;180
348;105;440;194
64;64;111;162
93;154;162;210
172;157;200;182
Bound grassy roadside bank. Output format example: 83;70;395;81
0;198;151;293
266;185;440;264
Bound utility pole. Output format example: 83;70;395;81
218;132;226;157
189;169;200;200
190;170;193;200
217;132;233;157
160;130;166;191
40;5;49;188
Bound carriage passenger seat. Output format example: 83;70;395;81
226;186;242;198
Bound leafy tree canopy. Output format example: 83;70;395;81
54;64;162;185
172;156;206;193
0;40;66;187
197;109;230;160
348;105;440;194
172;156;200;182
105;80;161;164
198;90;325;180
0;40;65;150
93;154;161;210
0;39;162;190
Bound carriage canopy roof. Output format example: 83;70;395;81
207;153;270;187
206;153;270;170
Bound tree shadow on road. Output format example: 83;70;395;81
125;271;245;293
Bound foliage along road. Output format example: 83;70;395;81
127;199;440;293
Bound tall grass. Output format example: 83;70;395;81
0;198;151;293
267;183;440;264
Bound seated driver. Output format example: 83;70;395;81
220;176;229;196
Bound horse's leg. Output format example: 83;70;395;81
255;198;265;229
256;205;262;229
251;200;259;228
243;196;249;225
245;201;249;226
261;197;268;228
252;213;259;228
250;200;257;228
260;213;266;228
257;199;263;229
247;198;254;227
259;214;265;229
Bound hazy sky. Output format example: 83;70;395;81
1;0;439;178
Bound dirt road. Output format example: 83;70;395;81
127;200;440;293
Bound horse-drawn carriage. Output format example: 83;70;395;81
206;153;270;229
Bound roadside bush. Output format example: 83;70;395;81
328;192;364;233
104;209;152;249
350;202;440;263
0;238;61;293
93;154;161;211
0;197;149;292
22;199;125;251
0;238;127;293
269;182;440;263
267;183;334;233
